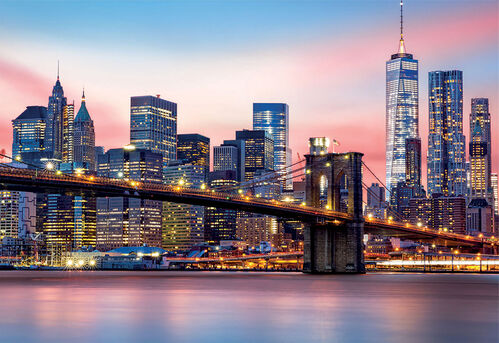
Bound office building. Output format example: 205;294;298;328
12;106;50;167
253;103;291;190
73;91;96;171
46;72;67;160
61;103;74;163
162;163;205;251
469;98;492;200
409;194;466;234
177;134;210;168
217;140;245;182
204;171;238;244
466;199;494;236
130;95;177;165
0;189;36;239
236;216;277;248
96;147;163;251
492;173;498;216
405;138;421;186
427;70;466;196
386;1;419;194
366;183;387;219
235;130;274;182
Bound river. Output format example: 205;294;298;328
0;271;497;343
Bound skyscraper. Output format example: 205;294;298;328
61;103;74;163
405;138;421;187
177;134;210;168
253;103;291;190
492;173;498;216
235;130;274;182
12;106;49;167
213;145;239;173
386;1;419;195
46;70;67;160
130;95;177;166
73;91;96;171
427;70;466;196
469;98;492;200
162;162;206;251
96;147;163;251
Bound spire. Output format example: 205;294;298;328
57;60;60;80
75;88;91;122
398;1;406;54
82;88;86;102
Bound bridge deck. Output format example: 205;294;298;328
0;166;494;248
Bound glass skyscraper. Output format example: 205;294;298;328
385;2;419;195
253;103;291;190
427;70;466;197
235;130;274;182
469;98;492;201
12;106;49;166
130;95;177;165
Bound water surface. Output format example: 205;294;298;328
0;271;497;343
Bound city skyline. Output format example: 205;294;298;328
0;0;497;186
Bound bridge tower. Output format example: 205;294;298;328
303;152;365;273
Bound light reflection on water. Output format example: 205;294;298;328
0;271;497;343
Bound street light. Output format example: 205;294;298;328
45;162;54;170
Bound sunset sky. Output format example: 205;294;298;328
0;0;497;186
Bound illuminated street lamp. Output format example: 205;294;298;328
117;171;124;178
45;162;54;170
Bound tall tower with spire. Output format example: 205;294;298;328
46;63;67;160
73;89;96;170
385;0;419;197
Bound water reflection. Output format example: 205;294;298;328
0;271;496;343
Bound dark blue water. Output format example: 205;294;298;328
0;271;497;343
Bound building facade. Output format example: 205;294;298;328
235;130;274;182
162;163;206;251
73;91;96;171
12;106;50;167
469;98;492;201
253;103;291;190
409;194;466;234
96;147;163;251
130;95;177;165
177;134;210;169
427;70;466;197
385;9;419;195
46;75;67;160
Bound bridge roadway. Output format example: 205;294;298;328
0;166;494;248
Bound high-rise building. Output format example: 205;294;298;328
162;163;205;251
0;189;36;239
253;103;291;190
12;106;50;167
177;134;210;169
405;138;421;186
218;140;246;182
214;145;238;173
466;199;494;236
46;72;67;160
409;194;466;234
366;183;387;219
73;91;96;171
61;103;74;163
427;70;466;197
235;130;274;182
96;147;163;251
236;216;277;248
385;1;419;195
492;173;498;216
204;171;238;244
469;98;492;200
130;95;177;166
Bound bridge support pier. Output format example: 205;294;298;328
303;222;365;273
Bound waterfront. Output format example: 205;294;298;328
0;271;497;343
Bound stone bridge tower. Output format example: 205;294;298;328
303;152;365;273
